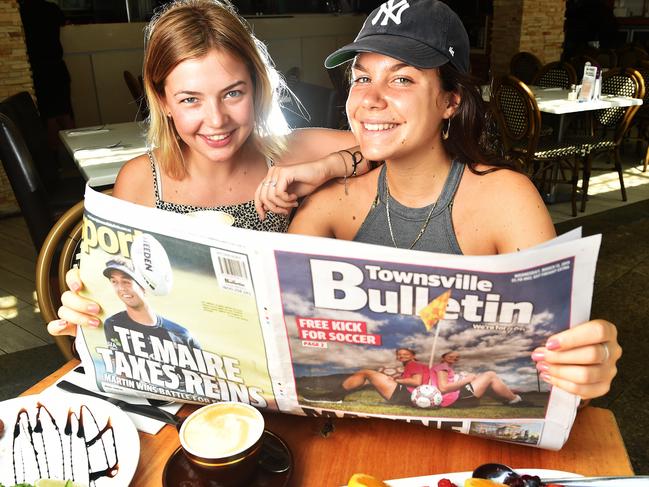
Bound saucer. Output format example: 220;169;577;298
162;430;293;487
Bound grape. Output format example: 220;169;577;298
520;474;541;487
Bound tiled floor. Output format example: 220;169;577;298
0;215;54;355
0;154;648;472
554;197;649;474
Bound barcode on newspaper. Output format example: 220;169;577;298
209;248;252;295
218;255;248;279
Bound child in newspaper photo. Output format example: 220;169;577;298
302;348;430;405
430;351;534;408
51;0;621;410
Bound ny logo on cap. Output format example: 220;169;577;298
372;0;410;26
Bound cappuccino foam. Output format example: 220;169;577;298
182;404;264;458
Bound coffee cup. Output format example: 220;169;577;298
179;402;265;486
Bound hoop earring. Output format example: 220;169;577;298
442;118;451;140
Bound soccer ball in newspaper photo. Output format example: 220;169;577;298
454;371;468;382
410;384;443;409
377;366;404;378
130;233;173;296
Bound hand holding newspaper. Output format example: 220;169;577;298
75;187;601;450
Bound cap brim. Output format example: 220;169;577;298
324;34;450;69
103;265;146;289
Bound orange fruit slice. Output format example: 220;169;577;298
347;473;389;487
464;479;508;487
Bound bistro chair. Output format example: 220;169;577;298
35;200;84;360
630;60;649;172
0;91;84;206
0;113;57;249
569;68;645;212
123;70;148;121
593;48;618;69
34;187;112;360
532;62;577;89
491;76;585;216
616;45;649;68
509;52;542;85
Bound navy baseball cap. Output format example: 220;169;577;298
325;0;470;73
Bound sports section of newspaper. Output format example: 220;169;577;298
76;188;601;450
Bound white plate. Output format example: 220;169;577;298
0;392;140;486
384;469;580;486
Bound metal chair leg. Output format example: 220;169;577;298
581;155;592;212
614;148;628;201
570;158;578;217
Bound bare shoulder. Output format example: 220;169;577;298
454;164;556;254
461;165;546;212
289;168;379;239
279;128;356;164
112;153;155;206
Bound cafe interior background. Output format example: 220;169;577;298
0;0;647;475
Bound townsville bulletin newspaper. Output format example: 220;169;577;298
75;187;600;449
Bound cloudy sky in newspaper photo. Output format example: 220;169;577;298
275;252;574;393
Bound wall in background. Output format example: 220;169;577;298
0;0;33;214
491;0;566;76
60;13;365;126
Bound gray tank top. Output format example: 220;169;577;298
353;161;464;254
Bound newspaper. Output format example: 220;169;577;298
75;187;601;450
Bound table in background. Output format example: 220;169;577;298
485;86;643;141
530;87;643;141
23;360;634;486
59;121;148;187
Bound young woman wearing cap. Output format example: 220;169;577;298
260;0;621;401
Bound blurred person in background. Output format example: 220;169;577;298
19;0;75;155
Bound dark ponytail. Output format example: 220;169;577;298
438;63;516;174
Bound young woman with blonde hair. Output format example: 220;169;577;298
114;0;359;227
49;0;362;335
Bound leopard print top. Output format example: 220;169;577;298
148;151;289;233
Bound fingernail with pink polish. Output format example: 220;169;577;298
531;351;545;361
87;303;100;313
536;362;550;372
540;373;552;383
546;338;560;350
70;282;81;292
53;319;67;330
88;318;100;327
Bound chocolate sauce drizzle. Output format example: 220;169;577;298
11;401;120;485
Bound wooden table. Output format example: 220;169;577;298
59;122;148;187
23;361;634;486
